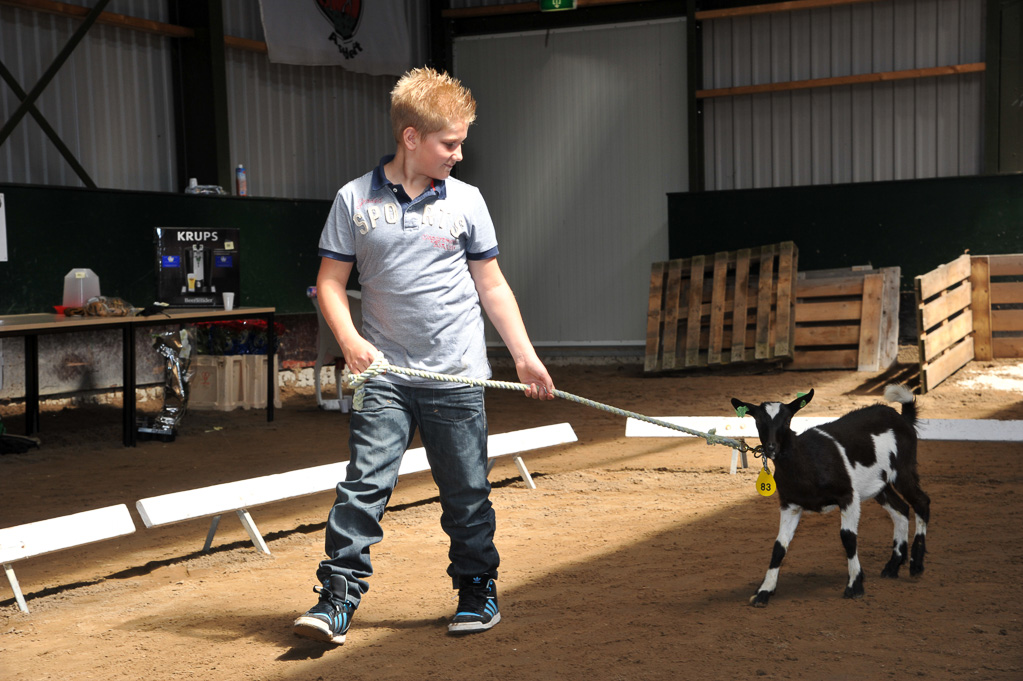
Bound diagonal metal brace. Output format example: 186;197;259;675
0;58;96;187
0;0;112;147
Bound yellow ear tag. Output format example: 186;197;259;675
756;468;776;497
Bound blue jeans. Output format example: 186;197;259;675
316;380;498;607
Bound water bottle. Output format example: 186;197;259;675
236;164;247;196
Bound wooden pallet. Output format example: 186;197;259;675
790;266;900;371
645;241;797;372
971;253;1023;360
916;254;974;393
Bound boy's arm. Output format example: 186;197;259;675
468;257;555;400
316;257;379;374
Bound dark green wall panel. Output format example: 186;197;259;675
668;174;1023;288
0;184;332;315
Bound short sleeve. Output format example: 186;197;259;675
318;189;357;260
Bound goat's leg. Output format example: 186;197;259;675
839;497;865;598
875;485;910;578
897;479;931;576
750;505;802;607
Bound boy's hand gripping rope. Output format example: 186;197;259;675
344;356;751;453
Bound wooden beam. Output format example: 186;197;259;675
444;1;537;18
0;0;270;52
442;0;652;19
695;0;880;21
697;63;986;99
224;35;268;54
971;256;993;361
0;0;194;38
0;0;112;147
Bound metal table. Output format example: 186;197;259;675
0;307;276;446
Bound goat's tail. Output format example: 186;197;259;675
884;383;917;427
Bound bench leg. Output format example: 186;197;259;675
4;562;28;613
514;456;536;490
236;509;271;555
487;457;537;489
203;515;222;553
730;448;750;475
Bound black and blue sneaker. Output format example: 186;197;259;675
293;585;355;644
448;575;500;634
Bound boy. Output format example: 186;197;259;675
293;67;555;645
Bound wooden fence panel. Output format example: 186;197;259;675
644;261;667;372
790;266;900;371
645;241;798;372
916;254;974;393
918;254;972;301
980;254;1023;359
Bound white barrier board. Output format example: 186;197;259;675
0;504;136;564
1;504;136;613
138;423;578;530
625;417;1023;442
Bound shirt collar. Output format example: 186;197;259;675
371;154;447;200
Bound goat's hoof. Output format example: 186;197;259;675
843;572;865;599
880;565;900;579
749;591;772;607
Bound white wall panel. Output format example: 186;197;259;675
0;3;176;191
701;0;986;190
453;19;687;347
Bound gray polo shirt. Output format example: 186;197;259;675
318;156;500;386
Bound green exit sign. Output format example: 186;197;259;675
540;0;576;10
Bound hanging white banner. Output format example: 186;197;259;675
258;0;413;76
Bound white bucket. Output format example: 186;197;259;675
63;268;101;307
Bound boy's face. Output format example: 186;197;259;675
411;120;468;180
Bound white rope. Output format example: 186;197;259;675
344;356;747;451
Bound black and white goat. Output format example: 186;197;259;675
731;384;930;607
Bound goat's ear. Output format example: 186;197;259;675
731;398;752;417
786;389;814;412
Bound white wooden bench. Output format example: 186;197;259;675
625;416;1023;473
136;423;578;555
1;504;136;613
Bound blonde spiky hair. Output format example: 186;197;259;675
390;67;476;143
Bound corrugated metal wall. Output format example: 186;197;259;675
3;1;988;197
0;0;177;191
1;0;430;198
701;0;986;189
221;0;431;200
453;19;688;347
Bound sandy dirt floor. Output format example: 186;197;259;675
1;351;1021;680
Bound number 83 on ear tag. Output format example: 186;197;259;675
756;468;776;497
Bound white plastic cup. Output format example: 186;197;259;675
223;292;235;311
